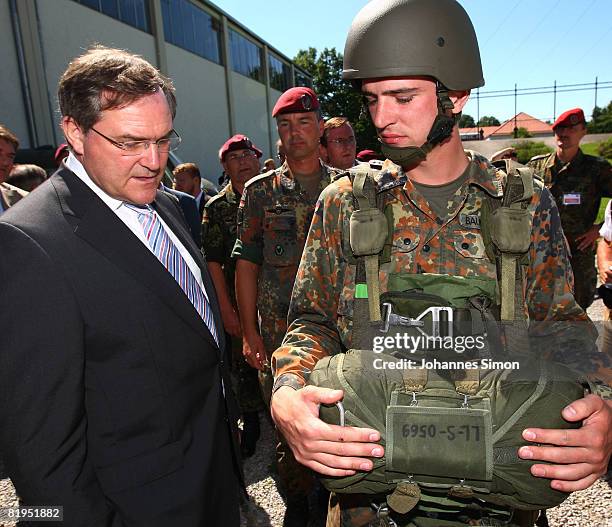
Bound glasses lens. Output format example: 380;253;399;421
165;133;181;153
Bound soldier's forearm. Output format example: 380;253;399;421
235;259;260;335
207;262;233;311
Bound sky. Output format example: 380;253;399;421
213;0;612;125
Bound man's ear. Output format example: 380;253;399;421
318;118;324;138
449;90;471;115
61;117;85;156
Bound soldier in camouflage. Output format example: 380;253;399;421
232;86;339;526
270;1;612;526
202;134;264;458
528;107;612;310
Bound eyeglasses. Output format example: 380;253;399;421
327;136;356;146
225;150;257;162
90;127;181;156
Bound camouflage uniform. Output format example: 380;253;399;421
272;154;609;526
528;150;612;309
232;160;336;499
202;182;263;413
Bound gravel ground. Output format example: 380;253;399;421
1;300;610;526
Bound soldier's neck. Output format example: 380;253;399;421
556;146;579;164
287;155;321;179
404;135;469;186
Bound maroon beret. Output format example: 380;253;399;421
218;134;263;161
553;108;585;129
54;143;70;165
272;87;320;117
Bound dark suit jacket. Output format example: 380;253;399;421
161;186;202;248
0;168;242;526
0;181;28;211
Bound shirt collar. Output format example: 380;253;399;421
376;151;503;198
65;152;125;211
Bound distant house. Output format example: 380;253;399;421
460;112;553;140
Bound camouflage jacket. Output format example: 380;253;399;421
528;149;612;247
202;182;240;303
232;161;337;356
273;155;607;389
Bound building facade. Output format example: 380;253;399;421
1;0;311;181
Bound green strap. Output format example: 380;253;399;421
365;255;382;322
401;368;428;393
453;368;480;395
352;168;383;323
335;354;386;431
352;166;371;211
492;361;549;443
500;254;517;321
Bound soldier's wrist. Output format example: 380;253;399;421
272;373;305;398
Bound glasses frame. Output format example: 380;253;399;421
326;136;356;146
90;127;181;156
225;150;258;163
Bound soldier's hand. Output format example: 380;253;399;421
598;261;612;285
271;385;384;477
220;304;241;337
242;331;267;370
575;225;600;252
518;394;612;492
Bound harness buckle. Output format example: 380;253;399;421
415;306;454;339
381;303;425;333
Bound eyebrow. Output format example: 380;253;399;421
362;87;421;97
116;129;173;141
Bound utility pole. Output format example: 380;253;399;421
594;76;598;109
553;80;557;122
513;83;518;138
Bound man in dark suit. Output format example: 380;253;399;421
0;124;28;214
0;46;241;526
161;184;202;247
173;162;207;218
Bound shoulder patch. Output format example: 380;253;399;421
243;170;276;191
205;192;225;208
529;153;551;162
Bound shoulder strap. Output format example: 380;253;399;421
348;166;388;347
481;161;535;322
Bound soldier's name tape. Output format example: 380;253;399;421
373;357;520;371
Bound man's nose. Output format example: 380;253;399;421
140;144;161;170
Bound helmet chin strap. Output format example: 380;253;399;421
379;84;457;168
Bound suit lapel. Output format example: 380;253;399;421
54;169;220;351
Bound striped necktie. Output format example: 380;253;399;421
127;204;219;345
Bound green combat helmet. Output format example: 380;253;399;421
343;0;484;166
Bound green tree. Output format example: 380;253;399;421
515;127;532;138
293;47;378;151
477;115;500;127
458;114;476;128
588;102;612;133
511;140;552;164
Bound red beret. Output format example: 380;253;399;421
218;134;263;161
356;149;380;162
272;87;320;118
54;143;70;165
553;108;585;129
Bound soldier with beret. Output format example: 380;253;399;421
202;134;264;458
232;86;339;526
528;108;612;309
